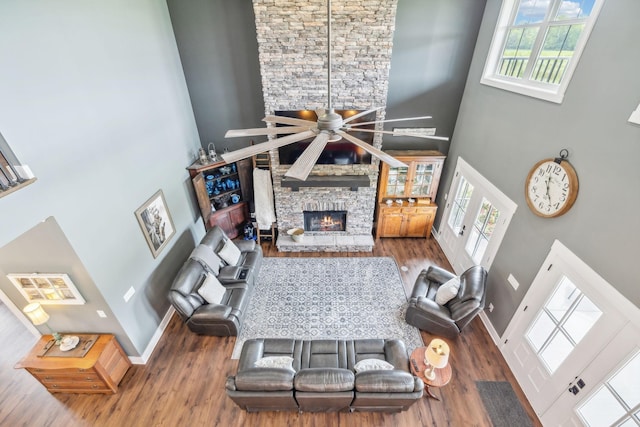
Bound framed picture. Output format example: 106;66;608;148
135;189;175;258
7;273;86;305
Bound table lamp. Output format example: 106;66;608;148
23;302;62;344
424;338;450;381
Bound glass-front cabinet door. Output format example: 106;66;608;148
384;166;408;197
410;162;436;197
378;151;445;202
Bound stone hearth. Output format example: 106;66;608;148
253;0;398;252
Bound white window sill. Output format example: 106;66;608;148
0;177;37;199
480;76;565;104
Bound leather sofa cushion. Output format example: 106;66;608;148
294;368;355;392
235;368;295;391
355;370;416;393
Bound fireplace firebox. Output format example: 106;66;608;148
303;211;347;232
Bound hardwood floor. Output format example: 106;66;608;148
0;238;542;426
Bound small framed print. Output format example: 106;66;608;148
135;189;176;258
7;273;86;305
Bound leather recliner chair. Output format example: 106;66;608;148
405;265;488;338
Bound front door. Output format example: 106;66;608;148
438;157;517;274
501;241;630;421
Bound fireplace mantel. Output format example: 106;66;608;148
281;175;370;191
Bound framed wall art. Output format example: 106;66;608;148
7;273;86;305
135;189;175;258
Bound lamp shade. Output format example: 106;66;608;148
425;338;450;369
23;302;50;326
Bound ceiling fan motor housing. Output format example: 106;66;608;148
317;110;343;131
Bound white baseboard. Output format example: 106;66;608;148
478;311;503;348
128;307;175;365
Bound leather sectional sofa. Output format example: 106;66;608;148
168;226;262;336
226;338;424;412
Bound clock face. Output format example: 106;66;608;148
525;159;578;218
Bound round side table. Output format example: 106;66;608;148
409;346;453;400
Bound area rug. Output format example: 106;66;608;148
231;257;423;359
476;381;534;427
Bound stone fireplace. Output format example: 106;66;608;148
252;0;399;251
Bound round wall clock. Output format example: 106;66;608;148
525;150;579;218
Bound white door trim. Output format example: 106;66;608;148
501;239;640;347
435;156;517;273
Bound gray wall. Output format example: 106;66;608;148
385;0;486;154
439;0;640;334
0;0;204;356
166;0;265;152
166;0;484;156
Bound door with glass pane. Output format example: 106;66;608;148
438;158;516;273
502;242;627;419
540;322;640;426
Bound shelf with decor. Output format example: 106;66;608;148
376;150;446;239
187;157;252;239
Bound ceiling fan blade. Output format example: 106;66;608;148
263;115;317;127
225;126;311;138
347;115;434;127
221;130;316;164
336;131;407;168
348;128;450;141
342;107;383;124
284;132;331;181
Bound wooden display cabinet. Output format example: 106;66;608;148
376;150;446;239
188;158;252;239
15;334;131;394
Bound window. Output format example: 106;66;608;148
577;350;640;426
0;131;36;198
525;275;602;374
481;0;605;103
464;198;500;264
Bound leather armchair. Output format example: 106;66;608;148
405;265;487;338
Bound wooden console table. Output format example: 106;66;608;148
15;334;131;394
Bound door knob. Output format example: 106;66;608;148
459;225;466;236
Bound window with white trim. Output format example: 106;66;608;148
0;131;36;198
481;0;605;103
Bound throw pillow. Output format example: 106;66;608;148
217;239;241;266
435;276;461;305
197;274;226;304
354;358;395;373
254;356;295;371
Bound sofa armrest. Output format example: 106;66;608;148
234;239;256;252
238;339;265;372
409;270;430;300
384;340;409;371
425;265;456;285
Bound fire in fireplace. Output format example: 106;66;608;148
303;210;347;232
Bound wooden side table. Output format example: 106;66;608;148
15;334;131;394
409;346;452;400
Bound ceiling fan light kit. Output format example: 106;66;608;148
222;0;449;181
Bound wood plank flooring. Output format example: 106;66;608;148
0;237;542;426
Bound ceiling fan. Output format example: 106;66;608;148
221;0;449;181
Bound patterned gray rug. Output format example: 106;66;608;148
231;257;424;359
